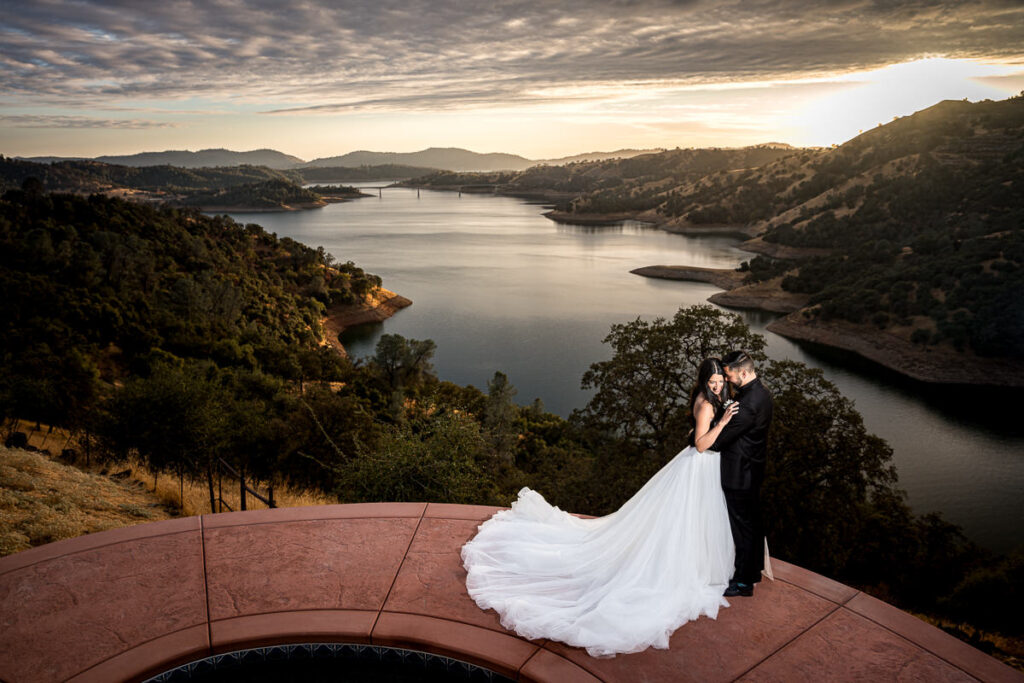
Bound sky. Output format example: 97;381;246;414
2;0;1023;161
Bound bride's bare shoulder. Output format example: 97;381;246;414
693;394;713;416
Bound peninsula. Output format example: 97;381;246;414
0;157;373;212
321;288;413;357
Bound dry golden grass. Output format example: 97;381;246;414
1;422;340;557
911;611;1024;673
0;446;177;557
126;457;337;518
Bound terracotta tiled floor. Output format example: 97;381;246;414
0;503;1018;683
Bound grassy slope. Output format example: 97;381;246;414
0;446;177;556
0;424;336;558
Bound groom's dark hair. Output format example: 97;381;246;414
722;350;755;373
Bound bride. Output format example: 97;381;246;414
461;357;740;657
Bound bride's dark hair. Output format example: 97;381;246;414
688;357;727;417
686;357;727;447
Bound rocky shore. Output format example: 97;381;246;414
543;209;653;225
660;222;759;239
632;261;1024;385
195;200;328;213
767;314;1024;387
631;266;809;314
630;265;747;290
709;276;810;313
321;288;412;357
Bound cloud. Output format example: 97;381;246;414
0;114;176;129
1;0;1021;114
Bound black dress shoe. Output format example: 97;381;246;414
723;582;753;597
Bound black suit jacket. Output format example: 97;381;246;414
711;377;773;491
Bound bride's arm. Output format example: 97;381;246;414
694;398;736;452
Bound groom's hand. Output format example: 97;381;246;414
711;401;754;451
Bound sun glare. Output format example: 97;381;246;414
790;58;1022;147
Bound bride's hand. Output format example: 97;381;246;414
720;402;739;425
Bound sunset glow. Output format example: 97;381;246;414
789;58;1024;147
2;2;1022;159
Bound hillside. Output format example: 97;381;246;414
406;145;798;205
24;148;305;169
171;177;327;210
0;156;303;194
297;164;438;182
536;148;666;165
304;147;535;172
624;97;1024;382
0;446;177;556
0;439;343;558
0;157;376;211
96;148;305;169
0;189;385;396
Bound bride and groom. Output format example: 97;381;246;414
460;350;773;657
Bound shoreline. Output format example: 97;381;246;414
767;314;1024;387
660;221;759;240
631;266;808;313
630;265;747;290
708;275;809;313
399;183;580;204
320;288;413;357
632;264;1024;386
195;193;372;213
195;200;327;213
543;209;650;226
102;188;373;214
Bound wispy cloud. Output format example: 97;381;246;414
0;114;176;129
2;0;1021;114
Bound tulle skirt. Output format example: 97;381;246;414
461;445;735;657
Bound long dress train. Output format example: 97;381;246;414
460;445;735;657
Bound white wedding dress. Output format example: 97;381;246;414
461;444;735;657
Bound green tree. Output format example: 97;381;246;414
760;360;902;574
484;371;518;462
102;359;231;512
335;410;498;505
576;304;766;455
370;333;437;420
371;334;437;391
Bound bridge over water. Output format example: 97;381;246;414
362;184;504;198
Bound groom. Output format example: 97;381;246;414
711;350;773;597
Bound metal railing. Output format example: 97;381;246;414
215;457;275;512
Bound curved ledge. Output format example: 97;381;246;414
68;625;210;683
0;502;1018;683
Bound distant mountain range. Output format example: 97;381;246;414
303;148;532;172
18;146;673;173
23;148;305;170
536;149;666;165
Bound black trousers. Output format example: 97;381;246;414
724;487;764;585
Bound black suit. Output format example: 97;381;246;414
711;377;772;584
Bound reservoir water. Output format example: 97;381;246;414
228;185;1024;553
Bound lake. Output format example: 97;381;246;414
228;185;1024;553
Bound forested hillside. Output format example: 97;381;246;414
409;145;796;203
298;164;438;182
0;157;378;210
668;98;1024;361
539;97;1023;369
0;188;380;407
0;156;304;194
